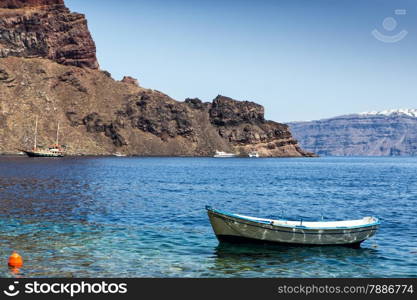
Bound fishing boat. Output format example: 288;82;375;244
213;150;236;158
248;151;259;158
206;206;379;247
21;117;65;158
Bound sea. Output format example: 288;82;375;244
0;156;416;277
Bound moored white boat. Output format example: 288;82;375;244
248;151;259;158
213;150;236;158
206;206;379;247
114;152;127;157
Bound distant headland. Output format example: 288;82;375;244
289;109;417;156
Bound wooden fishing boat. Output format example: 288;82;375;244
206;206;379;248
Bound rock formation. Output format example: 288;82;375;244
0;0;312;157
0;0;98;68
208;96;308;156
288;110;417;156
0;0;63;8
121;76;139;86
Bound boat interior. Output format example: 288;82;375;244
233;213;379;229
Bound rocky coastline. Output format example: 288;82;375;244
0;0;314;157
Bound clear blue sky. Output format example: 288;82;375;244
67;0;416;122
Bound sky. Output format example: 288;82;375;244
66;0;417;122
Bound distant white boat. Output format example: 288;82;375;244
213;150;236;158
206;206;379;248
114;152;127;157
248;151;259;158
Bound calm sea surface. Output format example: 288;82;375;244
0;156;416;278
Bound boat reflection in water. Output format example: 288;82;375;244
211;241;379;277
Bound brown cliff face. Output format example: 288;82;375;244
208;96;310;157
0;56;312;157
0;0;64;9
0;1;312;157
0;0;98;69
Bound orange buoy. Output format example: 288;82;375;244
8;252;23;268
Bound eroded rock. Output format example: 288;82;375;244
0;0;99;69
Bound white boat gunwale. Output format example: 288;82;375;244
206;206;380;231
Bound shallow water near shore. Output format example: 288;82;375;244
0;156;416;277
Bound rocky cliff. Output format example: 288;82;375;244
0;0;311;157
288;110;417;156
0;0;98;68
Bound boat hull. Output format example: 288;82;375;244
207;208;379;247
213;155;236;158
22;151;64;158
213;151;236;158
215;234;363;248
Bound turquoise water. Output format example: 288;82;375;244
0;156;416;277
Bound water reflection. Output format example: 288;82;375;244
211;242;379;277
